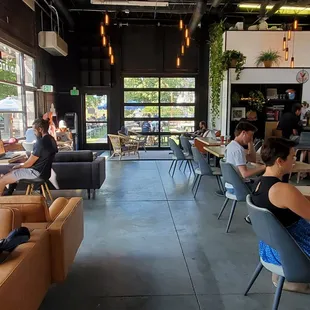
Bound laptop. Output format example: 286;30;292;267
0;140;20;160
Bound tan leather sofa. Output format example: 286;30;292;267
0;208;51;310
0;195;84;283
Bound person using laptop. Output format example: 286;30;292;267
0;118;58;196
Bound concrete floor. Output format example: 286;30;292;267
40;161;310;310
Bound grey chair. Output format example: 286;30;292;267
168;138;194;177
245;195;310;310
254;139;263;152
180;136;194;172
218;160;251;233
191;146;223;198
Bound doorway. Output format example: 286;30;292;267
84;94;108;147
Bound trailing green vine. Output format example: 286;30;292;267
209;21;224;127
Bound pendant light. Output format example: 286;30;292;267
176;55;181;68
185;27;189;38
105;13;110;26
179;19;183;30
102;35;107;47
282;36;286;51
293;19;298;30
285;47;289;61
288;27;291;40
186;37;190;48
110;54;115;65
100;22;105;36
181;44;185;56
108;45;113;57
290;57;295;68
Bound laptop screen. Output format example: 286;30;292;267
0;140;5;156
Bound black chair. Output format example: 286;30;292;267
245;195;310;310
20;177;53;202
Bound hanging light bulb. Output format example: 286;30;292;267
282;36;287;51
181;44;185;56
102;35;107;47
105;13;110;26
176;55;181;68
288;27;292;40
293;19;298;30
185;27;189;38
285;47;289;61
179;19;183;30
100;22;105;36
110;54;115;65
290;57;295;68
108;45;113;56
186;37;190;48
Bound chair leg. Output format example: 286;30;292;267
87;189;91;200
44;182;53;202
169;160;175;174
272;276;285;310
194;175;202;198
183;161;188;173
189;160;195;173
226;200;237;233
179;161;183;170
30;184;34;195
40;185;47;200
25;184;31;195
192;174;199;192
218;198;229;219
172;160;178;177
244;262;263;296
215;175;225;194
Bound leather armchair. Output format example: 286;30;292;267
0;195;84;283
0;208;51;310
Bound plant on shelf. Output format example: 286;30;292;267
222;50;246;80
248;90;266;112
255;49;281;68
209;21;224;127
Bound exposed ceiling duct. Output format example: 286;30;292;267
51;0;75;30
188;0;207;35
90;0;169;6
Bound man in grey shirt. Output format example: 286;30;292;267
225;122;265;193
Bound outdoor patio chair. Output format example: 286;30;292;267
108;134;139;160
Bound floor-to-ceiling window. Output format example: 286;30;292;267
123;77;195;148
0;42;35;140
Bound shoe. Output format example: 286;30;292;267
244;215;252;225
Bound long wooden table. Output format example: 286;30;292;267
203;145;225;158
195;137;229;147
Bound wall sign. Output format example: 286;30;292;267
296;70;309;84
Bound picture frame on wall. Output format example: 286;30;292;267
231;107;246;121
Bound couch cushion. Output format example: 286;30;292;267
0;208;22;239
54;151;93;163
0;196;51;223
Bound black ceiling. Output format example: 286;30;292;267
57;0;310;28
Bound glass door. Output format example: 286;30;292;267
85;94;108;145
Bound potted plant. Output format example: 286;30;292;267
222;50;246;80
246;90;266;121
255;49;281;68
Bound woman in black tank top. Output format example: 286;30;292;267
251;138;310;293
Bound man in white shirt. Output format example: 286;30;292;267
225;122;266;193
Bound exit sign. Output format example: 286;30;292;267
70;87;79;96
41;85;53;93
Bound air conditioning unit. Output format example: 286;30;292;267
38;31;68;57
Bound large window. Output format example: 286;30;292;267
0;42;35;140
85;94;108;144
123;77;196;148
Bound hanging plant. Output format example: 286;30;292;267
222;50;246;80
209;21;224;128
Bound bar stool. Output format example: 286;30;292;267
20;178;53;202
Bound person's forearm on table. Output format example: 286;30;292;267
247;142;256;163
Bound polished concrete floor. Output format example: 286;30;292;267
40;161;310;310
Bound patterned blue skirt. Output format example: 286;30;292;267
259;218;310;266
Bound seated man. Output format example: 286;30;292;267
0;118;58;196
225;122;266;193
193;121;207;137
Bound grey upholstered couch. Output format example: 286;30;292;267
52;151;106;199
0;151;105;199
